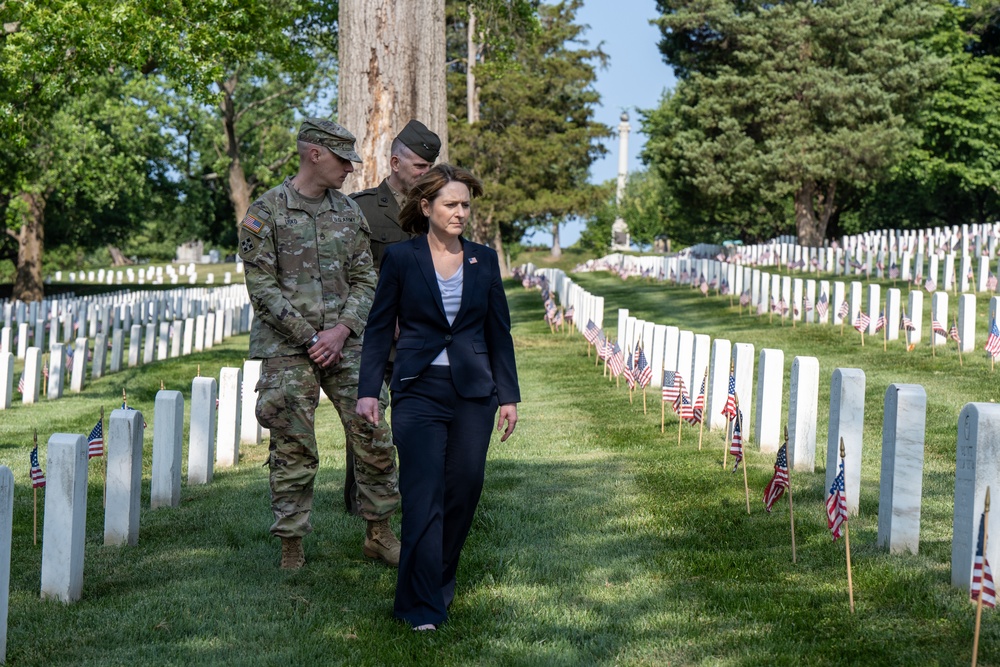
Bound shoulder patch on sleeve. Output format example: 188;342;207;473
241;213;265;235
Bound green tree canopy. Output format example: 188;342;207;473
646;0;945;245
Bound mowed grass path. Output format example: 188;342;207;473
0;273;993;665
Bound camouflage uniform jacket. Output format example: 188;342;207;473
238;178;377;358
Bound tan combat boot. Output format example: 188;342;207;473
363;519;401;567
280;536;305;570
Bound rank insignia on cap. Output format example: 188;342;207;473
242;214;264;234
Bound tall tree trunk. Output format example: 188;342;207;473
12;192;45;302
794;179;836;247
221;73;253;223
467;5;480;124
493;226;510;278
339;0;448;191
550;221;561;258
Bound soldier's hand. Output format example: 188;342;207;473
309;324;351;368
356;397;380;425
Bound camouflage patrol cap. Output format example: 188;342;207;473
395;119;441;161
298;118;363;163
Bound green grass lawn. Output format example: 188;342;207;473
0;271;995;665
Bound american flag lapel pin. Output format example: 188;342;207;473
469;257;477;264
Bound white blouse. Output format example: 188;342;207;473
430;264;463;366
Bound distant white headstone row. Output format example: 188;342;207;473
533;265;1000;603
47;261;241;287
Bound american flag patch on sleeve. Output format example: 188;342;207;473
242;214;264;234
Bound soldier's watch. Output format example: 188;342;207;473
307;334;320;348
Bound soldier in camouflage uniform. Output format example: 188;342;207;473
238;118;401;570
343;119;440;516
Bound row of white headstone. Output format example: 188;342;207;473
0;356;265;663
48;262;243;286
535;265;999;604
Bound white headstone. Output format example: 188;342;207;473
151;391;184;509
48;343;65;400
877;384;927;555
110;329;125;374
788;356;819;473
952;403;1000;592
105;409;144;546
40;433;88;603
885;288;901;341
69;337;87;392
907;290;924;345
931;292;949;347
189;377;217;485
826;368;866;516
754;348;784;452
732;343;755;434
866;284;881;335
958;294;976;352
706;339;732;431
0;353;11;410
22;347;42;404
239;360;263;445
216;367;242;467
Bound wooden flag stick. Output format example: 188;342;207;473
841;438;856;614
956;318;964;366
883;320;887;352
642;388;647;415
42;354;48;397
860;327;865;347
32;429;38;546
785;426;797;564
661;399;665;433
742;451;751;515
698;370;707;451
101;406;107;508
972;487;991;667
677;411;683;446
723;417;731;470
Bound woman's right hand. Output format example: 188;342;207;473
356;397;381;425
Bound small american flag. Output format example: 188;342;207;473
608;342;625;377
690;375;706;425
635;347;652;389
730;407;744;472
932;319;948;338
971;510;997;609
949;323;961;344
763;443;790;512
739;290;751;307
803;297;812;313
671;372;687;414
88;419;104;459
583;320;601;345
838;300;850;320
853;312;871;333
889;263;900;280
623;347;635;389
564;306;574;324
925;279;937;293
661;370;681;405
816;293;829;318
826;458;848;540
988;274;998;292
901;311;915;332
16;373;24;394
722;373;738;419
30;445;46;489
874;311;886;333
913;273;923;287
680;387;698;424
985;320;1000;358
597;336;612;361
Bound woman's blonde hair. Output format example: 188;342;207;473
399;164;484;235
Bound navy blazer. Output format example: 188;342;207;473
358;234;520;405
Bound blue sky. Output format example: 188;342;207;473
524;0;677;248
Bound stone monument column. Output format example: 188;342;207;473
611;112;632;252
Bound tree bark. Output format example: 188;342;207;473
221;73;253;224
794;179;836;247
339;0;448;191
493;226;510;278
13;192;45;302
467;5;480;125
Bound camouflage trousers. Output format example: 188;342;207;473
256;344;399;538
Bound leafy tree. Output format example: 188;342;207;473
858;2;1000;228
447;0;611;266
647;0;945;245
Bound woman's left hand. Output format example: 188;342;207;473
497;403;518;442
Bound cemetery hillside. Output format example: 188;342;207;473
3;0;1000;665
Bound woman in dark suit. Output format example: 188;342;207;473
356;164;520;631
